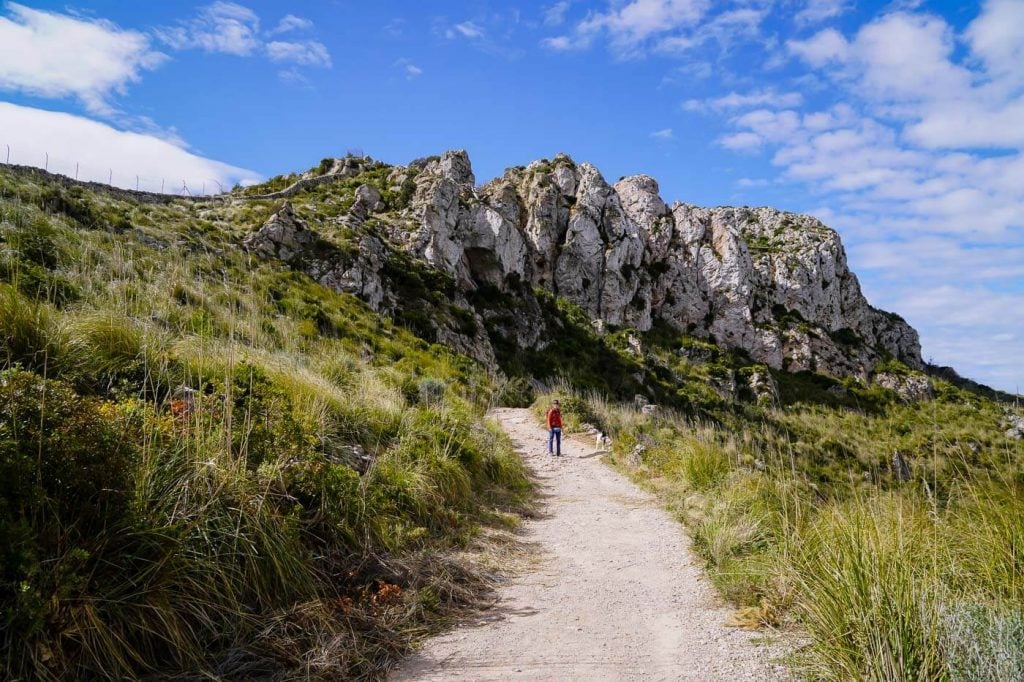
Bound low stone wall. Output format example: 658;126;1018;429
0;163;226;204
1;157;369;205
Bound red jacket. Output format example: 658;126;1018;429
546;408;563;429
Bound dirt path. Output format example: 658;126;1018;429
391;408;785;681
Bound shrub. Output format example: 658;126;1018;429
938;602;1024;681
417;377;446;405
493;376;535;408
0;369;136;659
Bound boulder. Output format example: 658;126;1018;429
350;184;385;219
874;371;934;402
1004;413;1024;440
243;202;316;261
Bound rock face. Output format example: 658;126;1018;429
874;371;934;402
1005;412;1024;440
245;150;924;380
243;202;315;261
397;151;922;378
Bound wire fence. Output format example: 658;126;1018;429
1;143;229;197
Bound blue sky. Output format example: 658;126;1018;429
1;0;1022;392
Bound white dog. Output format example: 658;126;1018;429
596;431;612;450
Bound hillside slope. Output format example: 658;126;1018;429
0;164;533;679
0;159;1020;680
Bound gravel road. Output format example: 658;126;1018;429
390;408;785;681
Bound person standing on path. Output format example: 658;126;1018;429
546;400;563;456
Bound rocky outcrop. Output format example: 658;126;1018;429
245;150;924;381
1004;412;1024;440
874;371;934;402
308;233;388;311
350;184;385;221
397;150;922;379
243;202;315;261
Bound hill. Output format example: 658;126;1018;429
0;156;1021;680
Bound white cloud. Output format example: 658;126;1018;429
544;1;572;26
545;0;709;55
580;0;709;49
656;6;766;54
543;1;766;58
394;58;423;80
0;3;165;115
541;35;575;50
734;109;802;143
265;40;331;67
737;177;769;187
650;127;674;140
446;21;485;40
154;3;331;81
786;27;849;65
790;9;1023;151
685;88;803;111
270;14;313;35
0;101;258;193
854;13;971;102
794;0;852;26
156;2;261;56
719;131;764;151
964;0;1024;85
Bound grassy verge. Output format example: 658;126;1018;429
534;383;1024;680
0;170;532;679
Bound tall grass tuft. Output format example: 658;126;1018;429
790;496;945;680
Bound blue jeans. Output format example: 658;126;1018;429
548;428;561;455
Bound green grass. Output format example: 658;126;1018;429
537;384;1024;680
3;159;1022;680
0;167;532;680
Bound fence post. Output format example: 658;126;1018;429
44;152;48;171
136;175;140;191
161;179;165;193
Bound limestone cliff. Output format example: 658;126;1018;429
248;150;922;380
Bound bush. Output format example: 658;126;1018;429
417;377;446;405
938;602;1024;681
493;376;535;408
0;369;136;656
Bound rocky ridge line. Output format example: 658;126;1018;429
247;150;923;382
